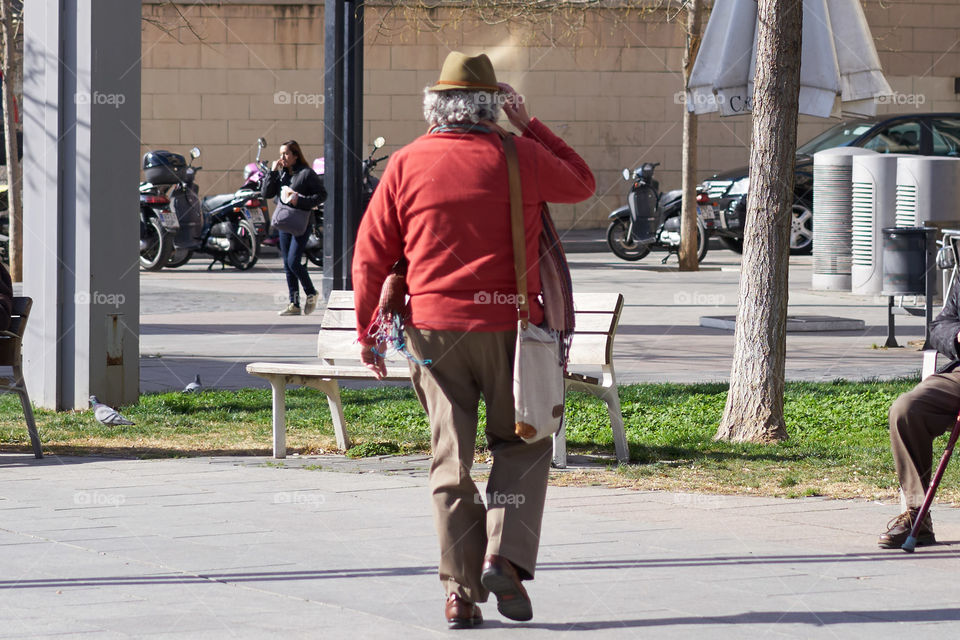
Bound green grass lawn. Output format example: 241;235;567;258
0;379;947;502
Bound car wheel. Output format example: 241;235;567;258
789;200;813;255
720;237;744;253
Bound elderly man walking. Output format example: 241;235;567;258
352;52;595;628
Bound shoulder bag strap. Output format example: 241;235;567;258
501;134;529;329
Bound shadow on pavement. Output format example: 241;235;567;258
142;324;319;335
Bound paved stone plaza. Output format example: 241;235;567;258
3;453;960;638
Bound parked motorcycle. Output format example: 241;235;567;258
302;136;388;267
139;147;203;271
166;140;269;271
0;185;10;265
606;162;715;263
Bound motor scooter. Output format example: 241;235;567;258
139;147;203;271
166;139;270;270
302;136;389;267
606;162;716;263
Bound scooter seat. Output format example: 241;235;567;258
202;193;235;213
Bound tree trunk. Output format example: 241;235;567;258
0;0;20;280
678;0;703;272
715;0;802;443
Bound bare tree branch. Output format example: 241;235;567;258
142;1;206;44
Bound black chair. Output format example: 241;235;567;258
0;297;41;458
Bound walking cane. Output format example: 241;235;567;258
902;411;960;552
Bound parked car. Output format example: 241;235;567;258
699;112;960;254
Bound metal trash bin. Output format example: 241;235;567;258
881;226;936;349
881;227;935;296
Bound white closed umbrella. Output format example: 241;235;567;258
688;0;891;118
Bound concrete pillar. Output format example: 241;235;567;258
23;0;141;410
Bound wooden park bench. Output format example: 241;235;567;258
247;291;629;467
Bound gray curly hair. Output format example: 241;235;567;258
423;88;502;126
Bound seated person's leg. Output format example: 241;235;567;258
880;372;960;548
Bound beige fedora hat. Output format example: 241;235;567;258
430;51;499;92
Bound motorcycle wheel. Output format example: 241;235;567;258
227;219;259;270
606;218;650;261
696;220;709;262
304;248;323;267
140;216;174;271
302;223;323;267
166;248;194;268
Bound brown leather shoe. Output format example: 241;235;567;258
878;508;936;549
445;593;482;629
480;554;533;622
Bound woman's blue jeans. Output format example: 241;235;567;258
278;229;317;305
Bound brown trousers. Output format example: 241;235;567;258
889;372;960;507
405;327;553;603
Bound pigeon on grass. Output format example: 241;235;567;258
90;395;135;426
183;375;202;393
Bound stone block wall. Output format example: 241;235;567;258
141;0;960;229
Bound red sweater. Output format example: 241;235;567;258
353;118;595;341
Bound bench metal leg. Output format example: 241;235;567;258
312;379;350;451
561;372;630;466
17;386;41;459
599;365;629;464
603;386;629;464
270;378;287;458
552;414;567;469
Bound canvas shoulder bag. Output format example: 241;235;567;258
271;202;311;236
501;134;566;444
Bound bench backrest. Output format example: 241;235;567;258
0;297;31;367
567;292;624;368
318;291;624;368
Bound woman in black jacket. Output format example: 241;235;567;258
262;140;326;315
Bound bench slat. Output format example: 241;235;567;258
248;362;409;380
573;292;623;312
573;313;617;333
326;308;617;334
315;292;623;367
321;309;361;330
326;291;355;309
567;334;610;366
317;331;410;362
